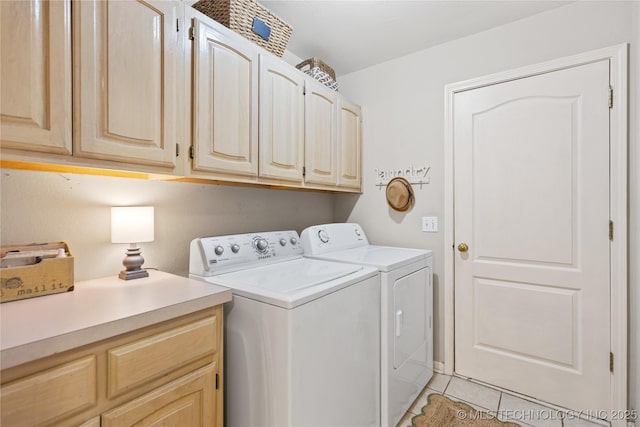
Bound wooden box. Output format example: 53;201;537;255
0;242;74;303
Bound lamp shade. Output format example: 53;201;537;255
111;206;155;244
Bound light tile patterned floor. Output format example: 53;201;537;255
395;373;610;427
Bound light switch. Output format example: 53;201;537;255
422;216;438;232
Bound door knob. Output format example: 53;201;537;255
457;243;469;252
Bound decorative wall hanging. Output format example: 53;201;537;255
375;165;431;189
385;177;415;211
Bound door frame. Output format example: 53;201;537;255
443;44;628;419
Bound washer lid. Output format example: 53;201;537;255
209;258;375;309
311;245;431;272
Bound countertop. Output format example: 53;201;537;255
0;270;232;370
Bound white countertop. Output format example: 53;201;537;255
0;270;232;370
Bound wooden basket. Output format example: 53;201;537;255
1;242;74;303
296;57;338;91
192;0;293;57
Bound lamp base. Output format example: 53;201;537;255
119;269;149;280
118;246;149;280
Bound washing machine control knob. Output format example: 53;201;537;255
318;230;330;243
231;243;240;254
255;238;269;253
290;237;298;245
214;245;224;256
355;228;361;236
279;238;287;246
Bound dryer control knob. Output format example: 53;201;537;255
355;228;361;236
318;230;330;243
255;238;269;252
231;244;240;253
214;245;224;256
279;238;287;246
290;237;298;245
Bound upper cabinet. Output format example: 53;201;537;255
259;54;305;182
73;0;179;169
337;97;362;189
0;2;362;192
304;80;338;186
191;18;259;177
0;0;72;155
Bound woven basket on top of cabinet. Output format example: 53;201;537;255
192;0;293;57
296;57;338;91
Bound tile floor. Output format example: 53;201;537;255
395;373;610;427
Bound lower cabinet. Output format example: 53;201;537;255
78;417;101;427
0;306;223;427
0;356;98;425
101;364;216;427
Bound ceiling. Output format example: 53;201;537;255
260;1;571;76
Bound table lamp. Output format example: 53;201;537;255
111;206;154;280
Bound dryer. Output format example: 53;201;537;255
190;230;381;427
301;223;433;427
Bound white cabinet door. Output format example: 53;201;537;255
73;0;178;169
191;19;258;177
304;80;337;186
0;0;72;155
337;97;362;189
259;54;304;182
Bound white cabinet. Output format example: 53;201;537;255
0;0;72;155
259;54;305;182
73;0;179;169
191;18;259;177
337;97;362;189
304;80;338;186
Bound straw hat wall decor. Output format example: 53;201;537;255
385;177;415;211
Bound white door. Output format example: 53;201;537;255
454;59;611;411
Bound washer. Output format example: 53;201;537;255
189;230;381;427
301;223;433;427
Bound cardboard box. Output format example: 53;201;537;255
1;242;74;303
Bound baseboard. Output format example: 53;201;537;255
433;360;444;374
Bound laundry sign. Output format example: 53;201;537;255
374;165;431;189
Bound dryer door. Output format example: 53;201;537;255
393;267;428;369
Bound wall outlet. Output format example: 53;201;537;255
422;216;438;232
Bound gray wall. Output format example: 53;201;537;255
335;0;638;412
0;170;334;280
